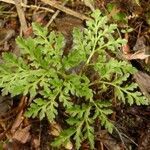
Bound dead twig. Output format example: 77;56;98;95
41;0;90;20
0;0;54;13
21;3;54;13
46;0;68;27
0;0;13;3
11;96;28;134
14;0;28;34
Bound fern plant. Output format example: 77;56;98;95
0;10;148;149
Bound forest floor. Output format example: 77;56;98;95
0;0;150;150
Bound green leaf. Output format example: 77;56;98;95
32;22;48;37
51;128;75;147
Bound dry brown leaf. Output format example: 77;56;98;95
123;50;150;60
11;110;24;134
32;138;40;149
134;71;150;99
130;49;150;60
12;125;31;144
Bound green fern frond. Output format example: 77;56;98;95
0;9;148;150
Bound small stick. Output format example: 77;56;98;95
46;0;68;27
0;0;13;3
0;0;54;13
14;0;28;34
41;0;90;20
21;3;54;13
